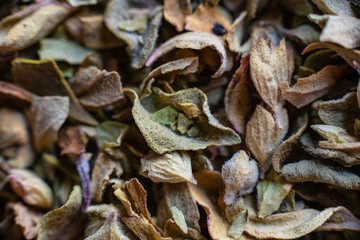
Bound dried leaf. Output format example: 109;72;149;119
0;108;28;150
164;219;204;240
164;0;192;32
126;87;241;154
96;121;129;150
227;11;247;53
140;151;195;183
37;186;87;240
170;206;187;234
67;0;97;7
228;210;248;239
70;66;102;96
121;217;171;240
0;81;34;109
146;32;233;78
150;106;178;125
311;0;356;16
278;0;314;16
282;65;346;108
58;125;86;156
245;105;288;171
221;151;259;204
0;1;75;51
282;160;360;190
256;173;293;218
225;53;251;134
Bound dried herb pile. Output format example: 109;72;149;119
1;0;360;239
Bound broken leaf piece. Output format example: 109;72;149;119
121;217;171;240
228;210;248;239
0;1;75;51
146;32;233;78
96;121;129;150
150;106;178;126
140;151;195;183
127;87;241;154
27;96;69;152
244;206;360;239
39;38;94;65
8;169;53;209
37;186;87;240
282;160;360;190
58;125;86;156
170;206;187;234
256;173;293;218
164;0;192;32
221;150;259;205
0;81;34;109
227;11;247;54
0;108;28;150
311;0;356;16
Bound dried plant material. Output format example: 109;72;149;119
140;151;195;183
70;66;102;96
0;81;34;109
91;153;122;202
185;3;231;35
273;112;308;172
311;0;356;16
79;70;123;110
282;160;360;190
244;206;360;239
225;54;251;134
7;202;42;240
227;11;247;53
96;121;129;150
8;169;53;208
189;185;232;240
146;32;233;78
250;38;289;113
282;65;346;108
75;153;92;212
309;14;360;49
256;173;293;218
121;217;171;240
157;183;200;231
58;125;86;156
0;108;28;150
228;210;248;239
12;58;97;125
85;204;135;240
27;96;69;151
245;105;288;171
127;88;241;154
0;1;75;51
302;42;360;69
164;0;191;32
67;0;97;7
221;151;259;204
163;219;203;240
278;0;314;16
315;92;360;134
37;186;87;240
170;206;187;234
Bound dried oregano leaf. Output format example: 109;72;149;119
163;219;203;240
140;151;195;184
0;108;28;150
126;87;241;154
70;66;102;96
96;121;129;150
228;210;248;239
121;217;171;240
37;186;87;240
0;81;34;109
58;125;86;156
282;65;346;108
85;204;136;240
309;14;360;49
0;1;75;52
311;0;356;16
245;105;288;171
256;173;293;218
227;11;247;54
170;206;187;234
244;206;360;239
67;0;97;7
282;160;360;190
146;32;233;78
225;54;251;135
164;0;192;32
221;151;259;205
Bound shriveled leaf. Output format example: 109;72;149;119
96;121;129;150
126;87;241;154
0;81;34;109
227;11;247;53
37;186;87;240
245;105;288;171
221;151;259;205
309;14;360;49
0;1;75;51
244;206;360;239
58;125;86;156
164;0;192;32
311;0;356;16
39;38;94;65
12;58;97;125
282;65;346;108
225;53;251;134
140;151;195;183
256;173;293;218
27;96;69;151
146;32;233;78
282;160;360;190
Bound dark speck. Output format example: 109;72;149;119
212;22;227;36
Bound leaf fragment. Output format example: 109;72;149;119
96;121;129;150
164;0;192;32
311;0;356;16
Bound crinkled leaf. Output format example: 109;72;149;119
140;151;195;183
146;32;233;78
311;0;356;16
126;87;241;154
282;160;360;190
96;121;129;150
58;125;86;156
164;0;192;32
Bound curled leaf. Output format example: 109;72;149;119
146;32;233;78
140;151;195;184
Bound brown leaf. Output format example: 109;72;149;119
146;32;233;78
0;108;28;150
282;160;360;190
0;1;75;51
58;125;86;156
121;217;171;240
225;53;251;134
0;81;34;109
70;66;102;96
164;0;192;32
164;219;204;240
227;11;247;54
311;0;356;16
